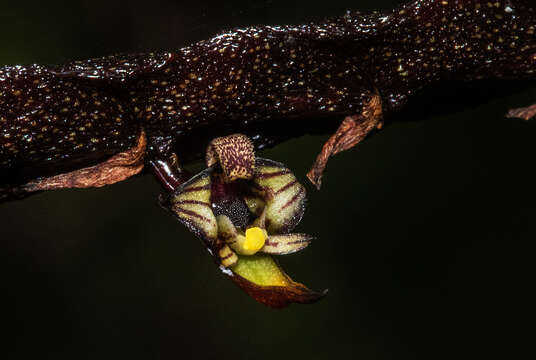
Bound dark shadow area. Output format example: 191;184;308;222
395;78;536;123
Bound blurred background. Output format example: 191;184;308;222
1;0;535;359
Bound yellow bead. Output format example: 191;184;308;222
244;227;267;253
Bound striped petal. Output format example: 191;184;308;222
261;234;312;255
166;168;218;243
249;206;266;228
216;214;238;240
253;158;307;234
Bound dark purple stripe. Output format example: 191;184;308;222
281;187;304;210
265;238;308;247
220;252;235;260
287;239;309;245
174;199;211;208
181;184;210;193
275;179;297;195
175;207;212;222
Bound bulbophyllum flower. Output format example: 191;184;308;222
161;134;326;308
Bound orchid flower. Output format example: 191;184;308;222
161;134;326;307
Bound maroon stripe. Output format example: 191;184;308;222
275;179;297;195
175;208;212;222
281;187;304;210
220;252;235;260
174;200;211;208
287;239;309;245
256;169;291;179
220;234;235;242
181;184;210;193
265;238;309;247
249;181;264;191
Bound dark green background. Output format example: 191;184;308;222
1;0;535;359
